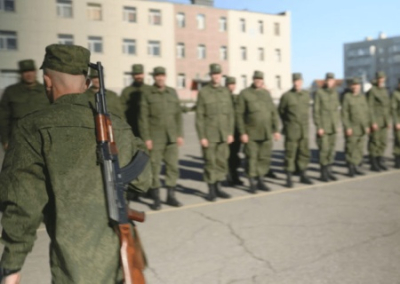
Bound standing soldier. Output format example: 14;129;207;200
85;68;124;118
391;78;400;169
313;72;340;182
341;78;370;176
0;60;49;150
279;73;313;188
120;64;150;138
367;71;391;171
139;67;183;210
226;76;243;186
236;71;280;193
196;63;234;201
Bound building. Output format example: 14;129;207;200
344;33;400;91
0;0;291;99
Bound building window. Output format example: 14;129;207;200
197;14;205;30
177;12;185;28
123;39;136;55
258;20;264;34
177;43;185;58
149;9;161;25
57;0;73;18
148;40;161;56
241;75;247;89
88;36;103;53
58;34;74;45
240;46;247;60
276;75;281;89
0;31;17;50
240;18;246;32
219;17;227;32
0;0;15;11
274;22;280;36
197;44;206;59
0;70;19;90
177;74;186;89
123;7;136;23
258;48;264;61
123;72;133;87
220;46;227;60
87;3;102;21
275;49;281;62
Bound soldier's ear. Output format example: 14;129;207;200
43;73;52;90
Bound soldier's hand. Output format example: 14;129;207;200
200;138;209;148
240;134;249;144
2;143;8;151
366;128;370;134
396;123;400;131
317;129;324;136
2;272;21;284
227;135;234;144
145;140;153;151
346;129;353;136
177;137;184;147
273;132;281;141
371;123;378;131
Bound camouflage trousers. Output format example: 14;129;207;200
284;136;310;173
368;127;388;157
203;142;229;184
393;130;400;156
345;134;366;165
150;142;179;188
244;139;273;178
316;133;337;166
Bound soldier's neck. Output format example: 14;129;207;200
23;81;37;88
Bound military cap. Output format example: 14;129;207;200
325;72;335;79
209;63;222;74
88;68;99;78
131;64;144;75
351;77;361;85
292;73;303;81
18;59;36;72
253;71;264;79
40;44;90;75
225;76;236;85
152;66;166;76
376;71;386;79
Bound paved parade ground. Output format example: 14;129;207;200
2;113;400;283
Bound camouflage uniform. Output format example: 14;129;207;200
391;80;400;168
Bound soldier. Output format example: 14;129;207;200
0;44;151;283
278;73;313;188
139;67;183;210
341;77;370;176
0;59;49;150
120;64;150;138
367;71;391;171
195;63;234;201
313;72;340;182
85;67;124;118
236;71;280;193
226;76;243;186
391;78;400;168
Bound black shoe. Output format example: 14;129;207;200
348;164;355;177
395;155;400;169
354;166;365;175
370;156;381;172
300;171;313;185
207;183;216;201
265;170;278;179
151;188;161;210
286;172;293;188
231;173;244;186
327;165;338;181
378;156;388;171
166;187;183;207
127;191;140;202
249;178;257;194
320;165;329;182
257;176;271;191
215;182;231;199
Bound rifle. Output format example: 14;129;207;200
89;62;149;284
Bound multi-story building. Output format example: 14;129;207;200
0;0;291;99
344;33;400;91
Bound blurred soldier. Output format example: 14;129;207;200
226;76;243;186
139;67;183;210
120;64;150;138
85;68;124;118
313;72;340;182
196;64;234;201
0;44;151;284
0;59;49;150
278;73;313;188
367;71;391;171
391;78;400;168
341;77;370;176
236;71;280;193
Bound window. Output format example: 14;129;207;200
177;74;186;89
149;9;161;25
197;44;206;59
87;3;101;21
123;72;133;87
177;12;185;28
0;31;17;50
57;0;73;18
275;49;281;62
219;17;227;32
258;48;264;61
123;39;136;55
148;40;161;56
240;18;246;32
58;34;74;45
274;22;280;36
276;75;281;89
88;36;103;53
177;43;185;58
123;7;136;23
241;75;247;89
240;46;247;60
0;0;15;11
220;46;227;60
258;20;264;34
197;14;205;30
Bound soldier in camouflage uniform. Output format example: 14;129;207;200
0;59;49;150
236;71;280;193
139;67;183;210
367;71;391;171
0;44;151;283
196;64;234;201
341;77;370;176
278;73;313;188
313;72;340;182
391;78;400;168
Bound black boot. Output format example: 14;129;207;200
257;176;271;191
348;164;355;177
300;171;313;185
231;172;244;186
320;165;329;182
265;169;278;179
395;155;400;169
327;165;338;181
377;156;388;171
370;156;381;172
166;187;182;207
354;166;365;175
215;182;231;199
151;188;161;210
286;172;293;188
207;183;216;201
249;178;257;194
127;191;140;202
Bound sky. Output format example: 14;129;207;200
166;0;400;85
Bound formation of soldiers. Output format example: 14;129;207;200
1;59;400;213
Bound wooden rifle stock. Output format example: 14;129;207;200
128;209;145;223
